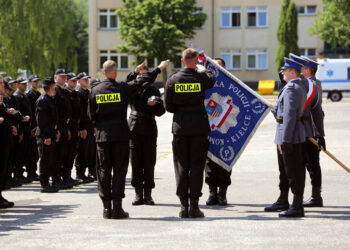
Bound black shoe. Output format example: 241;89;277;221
132;188;143;206
9;178;22;188
303;187;323;207
206;186;218;206
0;195;15;208
86;175;95;183
144;189;155;205
102;200;112;219
14;176;32;184
112;200;129;219
264;191;289;212
62;178;74;188
279;195;304;218
264;201;289;212
218;186;228;206
189;199;204;218
303;197;323;207
40;185;59;193
76;175;90;184
52;179;70;190
179;199;189;218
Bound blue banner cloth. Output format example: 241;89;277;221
204;56;271;171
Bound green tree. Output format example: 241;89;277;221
0;0;88;77
310;0;350;47
116;0;207;81
275;0;299;73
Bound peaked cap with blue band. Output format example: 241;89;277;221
300;56;319;69
281;57;303;71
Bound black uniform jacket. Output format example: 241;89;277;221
127;72;165;135
35;94;58;141
164;68;215;135
26;89;41;131
66;88;81;132
54;86;72;131
13;91;32;134
88;68;161;143
78;88;93;131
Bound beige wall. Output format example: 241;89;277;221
89;0;323;82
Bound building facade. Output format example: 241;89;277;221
89;0;323;83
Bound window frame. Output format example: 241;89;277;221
247;7;268;28
246;49;268;70
300;48;317;58
98;9;120;30
220;7;241;28
98;50;129;70
298;5;317;16
221;49;241;70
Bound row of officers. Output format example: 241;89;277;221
0;48;325;220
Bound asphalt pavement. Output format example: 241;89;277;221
0;97;349;250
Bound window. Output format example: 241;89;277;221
221;49;241;70
98;9;119;29
298;5;317;15
247;7;267;27
99;50;129;70
221;8;241;28
247;49;267;70
173;55;183;69
300;48;316;58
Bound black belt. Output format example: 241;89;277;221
276;117;305;124
130;111;154;119
59;119;69;124
176;105;204;112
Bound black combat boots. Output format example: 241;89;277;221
144;188;155;205
218;186;228;206
40;179;59;193
279;195;305;218
0;192;14;209
264;191;290;212
303;186;323;207
112;200;129;219
102;200;112;219
189;199;205;218
206;185;218;205
132;188;143;205
179;198;189;218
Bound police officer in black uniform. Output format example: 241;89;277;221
75;72;95;183
89;59;169;219
13;77;32;184
127;65;165;206
205;58;232;206
164;48;216;218
26;74;41;181
0;75;16;208
36;78;60;193
63;73;81;186
54;68;73;189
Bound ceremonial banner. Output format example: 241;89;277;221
201;54;271;171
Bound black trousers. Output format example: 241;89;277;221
96;141;129;201
205;158;232;187
55;127;68;181
13;130;31;177
75;129;96;177
63;129;79;178
0;135;14;191
37;139;56;184
172;134;209;200
27;135;39;176
304;139;322;187
277;143;306;196
130;132;157;189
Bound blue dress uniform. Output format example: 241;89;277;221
164;67;215;218
300;56;326;207
127;71;165;206
265;58;307;217
88;67;161;219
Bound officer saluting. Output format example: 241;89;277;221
35;78;60;193
164;48;216;218
265;57;307;218
88;59;169;219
